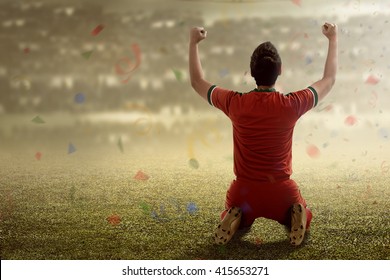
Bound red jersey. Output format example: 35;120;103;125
208;85;318;182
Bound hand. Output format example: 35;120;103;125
322;22;337;40
190;27;207;44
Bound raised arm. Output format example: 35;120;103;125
310;22;338;102
189;27;212;101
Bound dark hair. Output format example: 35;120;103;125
250;41;281;86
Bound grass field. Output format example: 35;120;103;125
0;135;389;260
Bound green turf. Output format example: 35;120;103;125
0;146;389;260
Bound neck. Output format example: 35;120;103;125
257;85;275;90
256;85;276;92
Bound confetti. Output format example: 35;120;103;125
291;0;301;7
188;158;199;169
187;127;222;169
139;202;151;215
35;152;42;160
322;142;329;148
106;214;121;226
31;115;45;124
306;144;320;158
172;69;183;82
115;43;141;83
378;128;389;140
117;137;124;153
134;170;149;181
365;75;380;85
305;56;313;65
219;68;229;78
217;245;227;254
74;93;85;104
91;24;104;36
81;50;93;60
68;142;76;154
255;237;263;245
186;202;198;215
23;47;30;54
344;115;357;126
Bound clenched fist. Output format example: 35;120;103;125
322;22;337;40
190;27;207;44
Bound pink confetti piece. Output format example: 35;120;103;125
255;237;263;245
344;115;357;126
134;170;149;181
35;152;42;160
106;214;121;226
91;24;104;36
306;144;320;158
365;75;380;85
291;0;301;7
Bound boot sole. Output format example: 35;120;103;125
214;207;242;245
289;203;307;246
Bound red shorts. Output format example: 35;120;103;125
220;178;312;229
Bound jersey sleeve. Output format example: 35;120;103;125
207;85;237;116
287;86;318;118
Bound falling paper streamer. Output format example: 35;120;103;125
68;143;76;154
106;214;121;226
368;91;378;108
306;144;320;158
134;170;149;181
115;43;141;83
91;24;104;36
81;50;93;60
31;115;45;124
11;75;31;90
117;137;124;153
187;127;222;169
35;152;42;160
344;115;357;126
381;161;389;174
365;75;380;85
124;103;153;135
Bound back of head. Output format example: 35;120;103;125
250;41;281;86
